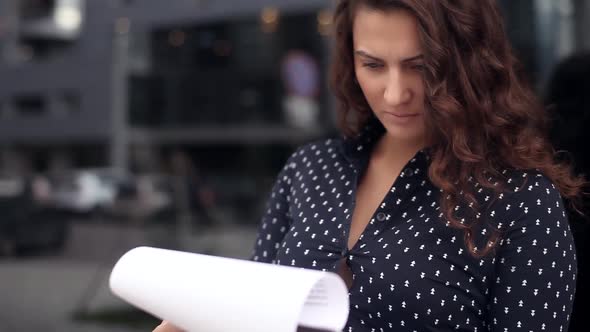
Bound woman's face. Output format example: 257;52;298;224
353;6;426;144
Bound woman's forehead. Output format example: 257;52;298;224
352;6;423;62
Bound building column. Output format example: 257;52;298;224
0;0;18;64
110;17;130;171
555;0;575;58
575;0;590;52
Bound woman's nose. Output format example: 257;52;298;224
384;70;411;106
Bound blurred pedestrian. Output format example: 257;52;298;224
546;52;590;332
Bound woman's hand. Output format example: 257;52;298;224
152;320;184;332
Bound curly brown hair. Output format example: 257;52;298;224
329;0;586;257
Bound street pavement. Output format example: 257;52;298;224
0;223;258;332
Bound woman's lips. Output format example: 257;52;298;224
382;111;422;124
384;111;420;117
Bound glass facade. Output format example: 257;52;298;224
128;11;331;129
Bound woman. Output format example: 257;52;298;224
154;0;584;331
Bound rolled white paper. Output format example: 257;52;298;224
109;246;350;332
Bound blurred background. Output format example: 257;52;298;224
0;0;588;331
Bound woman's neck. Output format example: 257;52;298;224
373;133;426;167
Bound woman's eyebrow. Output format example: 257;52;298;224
354;50;383;62
354;50;424;63
401;54;424;62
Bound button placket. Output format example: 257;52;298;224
402;167;415;177
370;165;423;238
342;163;361;254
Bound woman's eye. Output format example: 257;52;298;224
411;64;425;71
362;62;382;69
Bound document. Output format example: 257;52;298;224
109;247;350;332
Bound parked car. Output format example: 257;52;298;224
0;175;69;256
109;174;174;223
49;168;124;215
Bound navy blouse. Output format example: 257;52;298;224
251;120;577;332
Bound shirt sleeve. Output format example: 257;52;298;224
250;150;298;263
487;174;577;332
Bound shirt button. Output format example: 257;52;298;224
403;168;415;177
376;212;386;222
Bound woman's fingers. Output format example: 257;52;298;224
152;320;184;332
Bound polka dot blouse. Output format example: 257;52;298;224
251;119;577;332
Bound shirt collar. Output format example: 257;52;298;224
341;115;385;165
340;115;431;172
